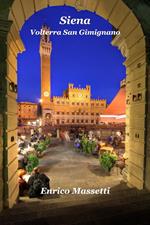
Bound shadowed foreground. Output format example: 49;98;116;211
0;143;150;225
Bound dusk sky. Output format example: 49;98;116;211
17;6;126;104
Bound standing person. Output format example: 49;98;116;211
60;130;65;144
30;128;34;136
64;131;70;142
56;129;60;139
38;126;42;134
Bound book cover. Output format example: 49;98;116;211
0;0;150;224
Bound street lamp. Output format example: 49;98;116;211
39;98;43;103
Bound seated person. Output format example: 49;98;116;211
18;169;29;196
18;150;27;169
28;167;50;198
18;140;26;149
74;136;80;148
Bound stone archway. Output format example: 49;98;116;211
0;0;149;210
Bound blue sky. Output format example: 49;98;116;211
17;6;126;104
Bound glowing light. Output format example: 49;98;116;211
100;114;126;119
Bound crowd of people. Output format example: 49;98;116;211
17;126;126;197
73;129;127;174
17;127;50;197
18;167;50;197
74;129;124;153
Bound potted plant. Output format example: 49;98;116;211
81;137;88;153
45;137;51;147
99;152;118;172
26;154;39;173
36;141;47;157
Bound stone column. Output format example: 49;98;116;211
145;39;150;190
0;114;3;211
0;19;12;211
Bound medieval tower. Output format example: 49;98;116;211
39;25;52;109
37;24;106;126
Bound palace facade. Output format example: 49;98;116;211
44;83;106;125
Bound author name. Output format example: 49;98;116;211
41;187;111;195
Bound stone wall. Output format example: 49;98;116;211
145;64;150;190
0;114;3;211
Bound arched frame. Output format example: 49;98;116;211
0;0;150;210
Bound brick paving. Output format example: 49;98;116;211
39;142;122;197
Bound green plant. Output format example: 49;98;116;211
81;137;88;152
91;141;97;152
26;154;39;173
33;144;38;150
80;138;97;154
37;141;47;153
99;152;117;172
45;137;51;146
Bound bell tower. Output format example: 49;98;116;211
39;25;52;108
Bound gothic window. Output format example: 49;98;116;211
44;35;48;42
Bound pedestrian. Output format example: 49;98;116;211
28;167;50;198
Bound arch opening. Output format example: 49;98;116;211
0;0;147;210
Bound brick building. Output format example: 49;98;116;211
18;102;37;125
